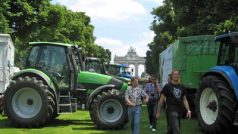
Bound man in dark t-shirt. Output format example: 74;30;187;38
156;70;191;134
162;83;186;113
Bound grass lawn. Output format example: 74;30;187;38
0;105;203;134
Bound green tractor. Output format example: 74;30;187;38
83;57;107;74
3;42;128;129
83;57;131;85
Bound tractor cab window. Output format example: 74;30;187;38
235;48;238;63
218;43;229;65
37;46;70;89
26;46;40;67
85;59;103;73
218;42;238;65
106;65;120;76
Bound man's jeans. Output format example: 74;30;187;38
147;102;158;129
128;105;141;134
166;111;181;134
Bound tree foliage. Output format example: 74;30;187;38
0;0;10;33
0;0;111;67
146;0;238;75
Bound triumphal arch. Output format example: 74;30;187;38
114;46;145;77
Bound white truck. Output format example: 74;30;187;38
0;34;16;114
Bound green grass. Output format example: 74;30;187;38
0;105;203;134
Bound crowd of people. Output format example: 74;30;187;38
125;69;192;134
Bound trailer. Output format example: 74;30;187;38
159;35;219;111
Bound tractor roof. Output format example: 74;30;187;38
85;57;101;61
215;32;238;43
108;63;120;66
119;64;129;68
108;63;129;68
29;42;74;47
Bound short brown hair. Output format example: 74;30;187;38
131;77;138;83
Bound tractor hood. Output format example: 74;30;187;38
77;71;126;90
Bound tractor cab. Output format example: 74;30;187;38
83;57;107;74
25;42;79;90
216;32;238;72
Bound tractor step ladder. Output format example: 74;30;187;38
57;91;77;114
233;110;238;126
75;88;87;109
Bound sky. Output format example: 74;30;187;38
51;0;163;58
51;0;163;76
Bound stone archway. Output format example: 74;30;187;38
114;46;145;77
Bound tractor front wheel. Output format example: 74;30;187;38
90;89;127;129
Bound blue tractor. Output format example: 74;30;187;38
106;63;133;79
196;32;238;133
117;64;133;79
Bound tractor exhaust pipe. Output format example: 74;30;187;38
0;94;4;116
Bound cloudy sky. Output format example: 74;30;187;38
51;0;163;63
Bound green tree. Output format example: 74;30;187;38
0;0;11;33
2;0;50;66
146;0;238;75
0;0;111;66
4;0;50;38
145;50;154;75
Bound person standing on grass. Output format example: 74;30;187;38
156;69;191;134
144;75;162;132
125;77;149;134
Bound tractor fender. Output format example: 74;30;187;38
10;69;57;97
86;84;115;109
203;66;238;100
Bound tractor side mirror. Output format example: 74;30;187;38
53;72;64;81
231;34;238;43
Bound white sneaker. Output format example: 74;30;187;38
149;125;152;129
152;128;156;132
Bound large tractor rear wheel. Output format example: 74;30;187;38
196;75;236;133
4;76;55;127
90;89;127;129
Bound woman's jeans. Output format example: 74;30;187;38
128;105;141;134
